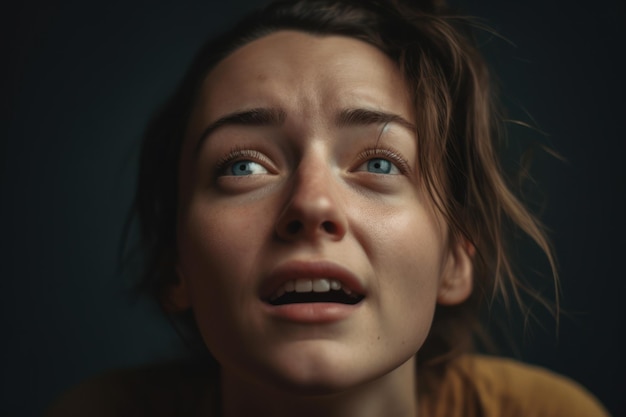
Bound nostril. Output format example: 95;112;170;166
322;221;337;234
286;221;302;235
277;218;346;240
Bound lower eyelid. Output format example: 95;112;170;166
356;158;400;174
354;148;410;175
215;148;277;176
224;160;268;176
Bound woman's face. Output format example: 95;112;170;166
174;31;472;393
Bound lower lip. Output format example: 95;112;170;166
262;302;362;324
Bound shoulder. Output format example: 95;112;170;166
45;361;219;417
443;354;611;417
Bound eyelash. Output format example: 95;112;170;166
215;147;266;175
214;145;410;175
356;146;410;174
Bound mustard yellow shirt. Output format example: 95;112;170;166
47;355;611;417
420;355;610;417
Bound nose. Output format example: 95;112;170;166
275;156;348;243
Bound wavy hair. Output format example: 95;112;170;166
132;0;558;385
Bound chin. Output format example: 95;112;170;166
253;348;396;397
265;367;366;397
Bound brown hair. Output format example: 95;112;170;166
133;0;557;381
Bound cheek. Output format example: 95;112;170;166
366;205;447;341
369;203;447;284
179;201;270;274
176;204;288;377
176;204;265;330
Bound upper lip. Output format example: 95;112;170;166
259;260;367;301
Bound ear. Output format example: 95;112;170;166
437;238;474;305
161;266;192;313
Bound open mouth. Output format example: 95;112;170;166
267;278;364;306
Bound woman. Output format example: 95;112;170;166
47;0;611;415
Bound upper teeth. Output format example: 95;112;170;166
270;278;350;301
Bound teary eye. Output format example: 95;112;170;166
228;160;269;176
215;148;272;177
356;158;400;175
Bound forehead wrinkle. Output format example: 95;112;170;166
193;107;287;156
336;108;416;131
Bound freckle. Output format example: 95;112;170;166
377;336;380;340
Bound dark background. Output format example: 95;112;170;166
2;0;625;416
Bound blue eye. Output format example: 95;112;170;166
359;158;400;175
228;160;268;176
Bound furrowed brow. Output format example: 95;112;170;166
194;107;286;155
336;108;415;132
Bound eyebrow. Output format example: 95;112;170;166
194;107;287;154
336;108;415;132
194;106;415;155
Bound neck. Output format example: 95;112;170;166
220;356;419;417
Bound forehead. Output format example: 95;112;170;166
186;30;413;139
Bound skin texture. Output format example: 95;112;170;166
172;31;473;417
